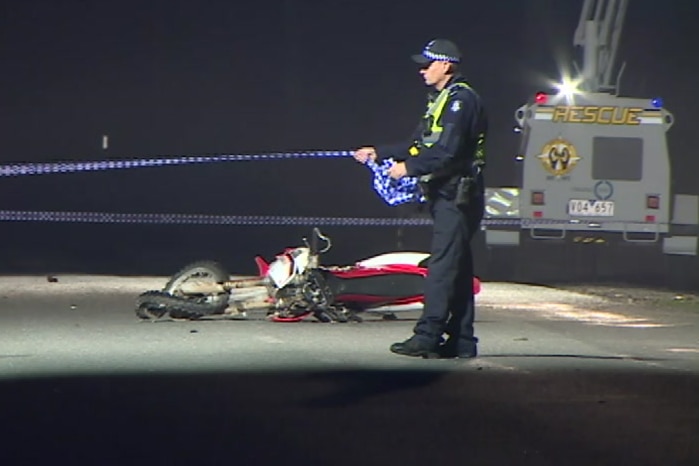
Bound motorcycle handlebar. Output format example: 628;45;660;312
311;227;332;255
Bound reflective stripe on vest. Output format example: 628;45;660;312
420;82;471;147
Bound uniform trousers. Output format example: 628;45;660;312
413;194;483;348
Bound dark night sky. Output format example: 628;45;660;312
0;0;698;277
1;0;698;190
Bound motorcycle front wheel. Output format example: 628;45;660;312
136;260;231;320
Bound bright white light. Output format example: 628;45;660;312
554;76;583;103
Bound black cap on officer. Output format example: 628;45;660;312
411;39;461;65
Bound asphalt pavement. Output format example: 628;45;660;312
1;276;697;465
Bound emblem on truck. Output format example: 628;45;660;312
537;137;581;177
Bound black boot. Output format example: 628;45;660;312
389;336;440;359
438;337;478;359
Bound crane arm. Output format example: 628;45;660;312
573;0;629;93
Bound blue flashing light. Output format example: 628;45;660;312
651;97;663;108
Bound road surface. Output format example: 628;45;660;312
1;275;697;465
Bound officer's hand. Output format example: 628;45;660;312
388;162;407;179
353;147;377;164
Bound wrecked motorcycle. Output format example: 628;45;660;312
135;227;481;323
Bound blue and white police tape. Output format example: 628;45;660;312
0;150;354;177
0;149;528;227
366;158;425;206
0;209;524;227
0;210;434;226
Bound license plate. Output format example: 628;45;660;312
568;199;615;216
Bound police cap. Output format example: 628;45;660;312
411;39;461;64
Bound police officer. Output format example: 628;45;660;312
354;38;487;358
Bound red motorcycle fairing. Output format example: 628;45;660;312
321;263;481;295
329;269;481;303
330;294;423;304
326;264;426;305
329;263;428;279
254;256;270;277
255;255;482;295
254;254;428;279
270;313;312;323
255;253;482;323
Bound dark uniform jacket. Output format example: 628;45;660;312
375;74;488;201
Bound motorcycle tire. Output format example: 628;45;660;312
135;290;169;320
164;260;230;317
135;290;225;320
164;260;229;292
135;260;231;320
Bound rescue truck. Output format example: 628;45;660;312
482;0;699;284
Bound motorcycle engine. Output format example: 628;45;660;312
273;269;333;315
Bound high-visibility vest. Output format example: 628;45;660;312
421;82;471;147
409;81;486;171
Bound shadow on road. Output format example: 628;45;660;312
0;368;697;466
